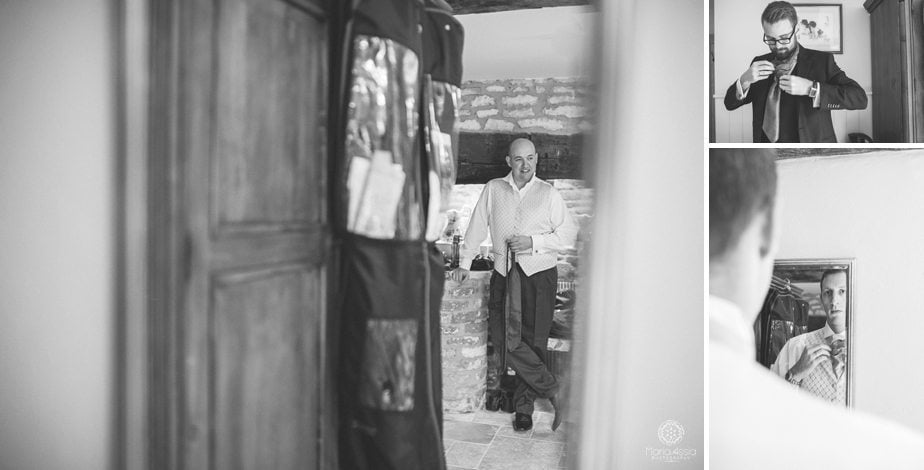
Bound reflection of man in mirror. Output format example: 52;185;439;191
724;1;867;143
770;270;847;403
449;138;577;432
710;149;924;468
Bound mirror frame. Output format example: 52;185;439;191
772;258;856;408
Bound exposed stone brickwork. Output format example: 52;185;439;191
441;271;491;413
460;78;592;135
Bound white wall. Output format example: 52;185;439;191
777;152;924;434
0;2;116;469
576;0;703;468
713;0;872;142
456;6;596;80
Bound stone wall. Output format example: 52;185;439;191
459;78;592;134
441;272;491;413
456;77;591;183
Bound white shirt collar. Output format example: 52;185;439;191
710;295;756;357
503;172;538;194
820;323;846;341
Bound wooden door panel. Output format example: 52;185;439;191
177;0;328;467
213;265;321;470
210;229;325;272
212;0;326;230
869;0;905;142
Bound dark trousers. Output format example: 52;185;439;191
489;264;559;414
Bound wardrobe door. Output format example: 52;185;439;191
153;0;330;468
868;0;907;142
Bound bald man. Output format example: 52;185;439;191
450;138;578;432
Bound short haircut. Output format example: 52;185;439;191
709;149;778;260
762;1;798;28
820;269;847;289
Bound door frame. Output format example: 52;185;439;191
116;0;337;468
114;0;153;468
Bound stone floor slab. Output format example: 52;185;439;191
445;409;568;469
496;424;533;439
445;421;499;445
445;441;490;469
478;435;564;470
472;409;516;426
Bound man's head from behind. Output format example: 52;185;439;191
710;149;779;315
820;269;848;334
506;138;537;186
762;1;799;60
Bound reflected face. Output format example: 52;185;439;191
820;271;848;334
506;140;537;186
762;19;798;60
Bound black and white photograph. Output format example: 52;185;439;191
710;0;924;143
793;3;843;53
760;259;853;407
710;149;924;469
1;1;703;469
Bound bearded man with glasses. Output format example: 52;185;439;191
724;1;867;143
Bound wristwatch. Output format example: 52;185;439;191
808;81;819;99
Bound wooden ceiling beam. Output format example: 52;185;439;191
447;0;593;15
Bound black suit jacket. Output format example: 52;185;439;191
724;47;868;143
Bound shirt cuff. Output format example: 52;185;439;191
530;234;545;254
736;79;749;100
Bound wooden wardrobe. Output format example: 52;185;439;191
865;0;924;142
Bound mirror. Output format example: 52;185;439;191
755;258;854;407
438;5;597;468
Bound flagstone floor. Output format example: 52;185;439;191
443;402;570;470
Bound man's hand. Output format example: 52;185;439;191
788;343;831;382
740;60;774;88
507;235;532;253
779;75;814;96
450;267;470;283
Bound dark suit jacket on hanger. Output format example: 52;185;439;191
724;47;868;143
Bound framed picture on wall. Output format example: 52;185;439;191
793;4;843;54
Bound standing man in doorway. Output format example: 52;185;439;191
724;1;867;142
450;138;577;432
771;269;848;403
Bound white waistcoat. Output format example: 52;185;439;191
486;178;558;276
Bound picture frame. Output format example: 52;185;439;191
793;4;844;54
755;258;855;408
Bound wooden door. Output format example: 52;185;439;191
867;0;907;142
909;0;924;141
166;0;329;468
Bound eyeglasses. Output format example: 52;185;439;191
763;27;797;46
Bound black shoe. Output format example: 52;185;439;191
513;412;533;431
549;395;562;431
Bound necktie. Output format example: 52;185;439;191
762;46;800;142
829;337;846;380
504;249;522;351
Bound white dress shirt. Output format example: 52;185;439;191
459;173;577;276
736;77;822;108
771;324;847;403
711;294;924;469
